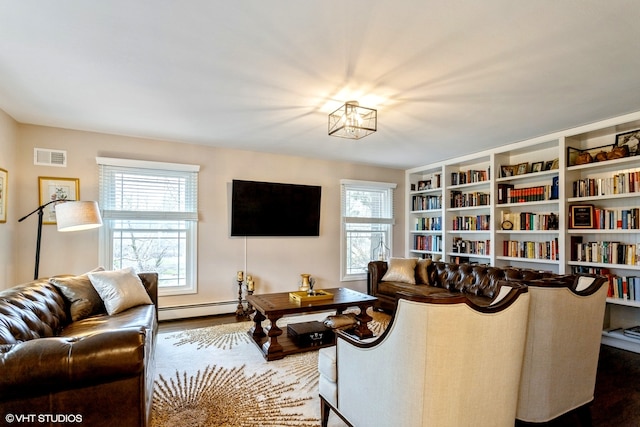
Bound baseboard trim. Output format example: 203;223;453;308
158;301;237;321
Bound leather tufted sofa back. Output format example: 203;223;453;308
0;280;69;345
368;260;550;311
431;262;545;299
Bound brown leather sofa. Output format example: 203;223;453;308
368;258;549;311
0;272;158;427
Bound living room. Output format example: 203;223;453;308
1;2;640;426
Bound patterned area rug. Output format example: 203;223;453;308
152;309;390;427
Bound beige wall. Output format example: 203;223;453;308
0;110;18;286
8;121;405;314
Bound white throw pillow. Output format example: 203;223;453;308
88;267;152;315
575;275;596;292
381;257;418;284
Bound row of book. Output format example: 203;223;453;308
450;169;490;186
414;235;442;252
609;276;640;301
502;239;559;260
590;207;640;230
572;170;640;198
414;216;442;231
452;215;491;231
572;240;640;266
497;182;559;204
570;266;640;301
623;326;640;340
452;238;490;256
500;212;559;231
450;191;490;208
412;195;442;211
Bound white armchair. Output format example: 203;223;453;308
318;285;530;427
516;274;608;425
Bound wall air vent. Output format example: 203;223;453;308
34;148;67;167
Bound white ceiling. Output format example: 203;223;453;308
1;1;639;170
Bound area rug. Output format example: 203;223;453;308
152;309;390;427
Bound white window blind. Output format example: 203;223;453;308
97;157;199;221
341;179;396;225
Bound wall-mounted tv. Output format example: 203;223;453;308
231;180;321;237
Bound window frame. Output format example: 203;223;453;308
340;179;397;281
96;157;200;296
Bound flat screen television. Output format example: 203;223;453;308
231;180;321;237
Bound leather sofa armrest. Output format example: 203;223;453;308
368;261;388;295
0;328;146;399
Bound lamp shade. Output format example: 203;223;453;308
56;201;103;232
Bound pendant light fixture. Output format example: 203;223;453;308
328;101;377;140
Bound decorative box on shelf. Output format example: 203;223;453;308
287;321;335;347
289;290;334;304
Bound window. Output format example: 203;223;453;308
340;179;396;281
96;157;199;296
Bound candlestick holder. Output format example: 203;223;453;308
235;277;246;318
235;276;255;319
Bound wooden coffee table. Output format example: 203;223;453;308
247;287;378;361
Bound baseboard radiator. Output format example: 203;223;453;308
158;301;238;321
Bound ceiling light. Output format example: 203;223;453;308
328;101;377;140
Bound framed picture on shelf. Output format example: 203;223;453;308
615;129;640;156
543;160;554;170
500;165;515;177
531;161;544;173
516;162;529;175
570;204;595;229
417;180;431;190
0;168;7;223
38;176;80;224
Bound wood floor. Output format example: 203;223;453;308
159;315;640;427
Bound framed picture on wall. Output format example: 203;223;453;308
0;168;7;223
38;176;80;224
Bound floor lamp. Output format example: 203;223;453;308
18;200;103;280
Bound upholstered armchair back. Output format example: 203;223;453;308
516;275;608;423
333;287;530;427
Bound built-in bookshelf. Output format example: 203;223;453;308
408;167;444;260
405;110;640;353
563;116;640;353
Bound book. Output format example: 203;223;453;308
623;326;640;339
550;176;559;199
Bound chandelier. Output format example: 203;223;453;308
328;101;377;140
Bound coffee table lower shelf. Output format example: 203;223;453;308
247;327;335;361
